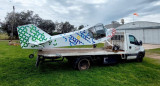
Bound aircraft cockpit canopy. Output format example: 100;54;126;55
88;24;106;40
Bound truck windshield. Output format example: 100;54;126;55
88;24;106;40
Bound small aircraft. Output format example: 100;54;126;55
17;23;116;49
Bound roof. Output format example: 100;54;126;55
105;23;121;28
116;21;160;30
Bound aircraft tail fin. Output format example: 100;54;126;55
17;24;51;49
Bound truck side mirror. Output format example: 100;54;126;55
139;40;142;45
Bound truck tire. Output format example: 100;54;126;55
73;58;90;70
29;54;34;59
137;54;143;62
112;45;119;52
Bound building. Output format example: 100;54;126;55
116;21;160;44
105;21;122;28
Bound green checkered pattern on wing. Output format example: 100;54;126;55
17;25;48;48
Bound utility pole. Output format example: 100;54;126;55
0;19;1;26
11;6;15;41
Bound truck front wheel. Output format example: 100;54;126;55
137;53;144;62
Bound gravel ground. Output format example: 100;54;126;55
143;44;160;59
143;44;160;50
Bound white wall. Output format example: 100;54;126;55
144;29;160;44
125;29;143;41
117;29;160;44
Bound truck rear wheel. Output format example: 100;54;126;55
74;58;90;70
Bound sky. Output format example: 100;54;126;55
0;0;160;27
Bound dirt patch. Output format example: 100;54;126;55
143;44;160;50
143;44;160;59
146;53;160;60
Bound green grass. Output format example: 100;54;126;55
0;41;160;86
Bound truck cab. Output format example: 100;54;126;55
126;33;145;60
107;32;145;61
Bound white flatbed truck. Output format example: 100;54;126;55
36;32;145;70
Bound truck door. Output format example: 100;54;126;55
127;35;140;59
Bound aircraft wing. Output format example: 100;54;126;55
17;24;116;49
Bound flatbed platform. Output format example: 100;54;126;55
38;48;125;57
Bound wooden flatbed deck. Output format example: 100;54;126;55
38;48;125;57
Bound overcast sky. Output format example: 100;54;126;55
0;0;160;27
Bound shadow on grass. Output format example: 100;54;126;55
5;56;159;75
38;62;73;72
36;59;139;72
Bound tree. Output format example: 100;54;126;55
1;10;55;38
38;20;55;35
1;10;76;39
78;25;84;30
32;14;43;26
61;21;74;33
